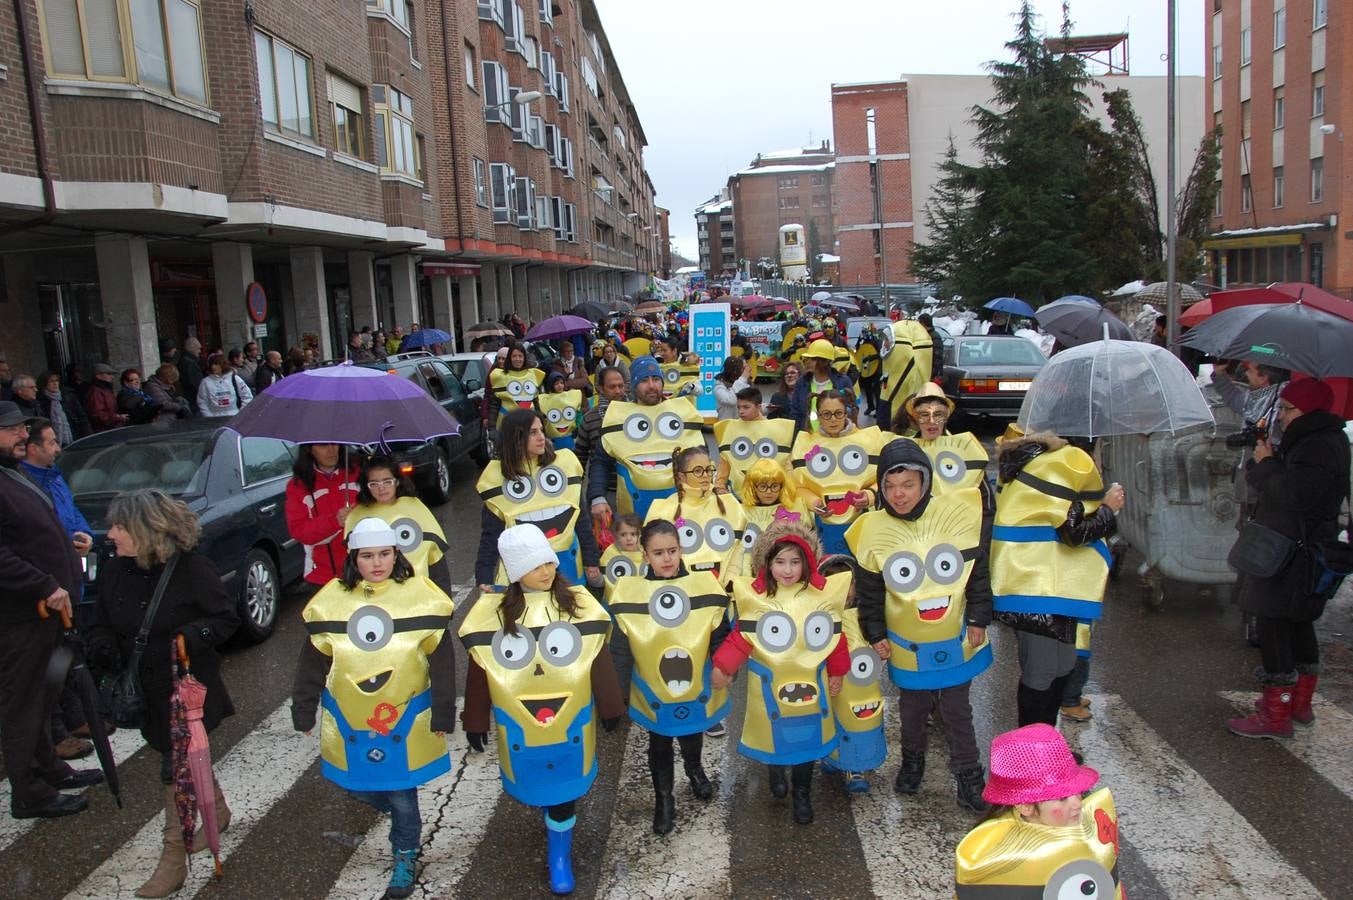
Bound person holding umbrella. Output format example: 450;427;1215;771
285;444;362;591
90;489;239;897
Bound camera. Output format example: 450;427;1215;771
1225;423;1268;449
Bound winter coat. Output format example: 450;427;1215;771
83;380;123;431
788;370;855;430
0;458;83;625
714;376;750;420
143;375;190;419
177;353;204;405
38;387;91;441
1237;410;1351;622
88;552;239;753
285;466;361;586
254;364;285;395
117;387;160;424
197;372;254;417
19;461;91;538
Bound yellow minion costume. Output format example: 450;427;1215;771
344;496;446;580
599;543;647;604
714;418;795;495
791;424;883;556
477;449;587;583
920;432;989;496
597;396;704;518
821;608;887;775
491;368;545;427
536;389;584;451
880;319;934;418
660;360;701;398
646;490;748;581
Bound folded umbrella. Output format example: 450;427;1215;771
465;321;513;338
399;328;452;350
1034;298;1134;347
526;315;596;341
1180;302;1353;378
983;297;1036;318
173;637;222;878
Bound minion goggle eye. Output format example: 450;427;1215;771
649;586;691;627
347;606;393;651
847;647;881;685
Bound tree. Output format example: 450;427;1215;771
910;136;978;300
1082;88;1164;285
1174;126;1223;283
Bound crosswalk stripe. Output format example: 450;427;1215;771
0;727;147;854
595;723;735;899
1070;693;1322;899
65;701;316;900
326;731;504;899
1219;691;1353;802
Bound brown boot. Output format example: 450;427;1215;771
189;780;231;854
135;787;187;898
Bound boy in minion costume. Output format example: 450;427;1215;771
459;525;622;895
537;389;585;450
292;518;456;900
848;438;994;814
491;367;546;427
877;318;934;435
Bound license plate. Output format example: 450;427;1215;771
998;380;1031;391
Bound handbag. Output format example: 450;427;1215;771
102;554;180;728
1228;520;1296;579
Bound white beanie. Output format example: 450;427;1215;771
498;524;558;583
348;517;399;549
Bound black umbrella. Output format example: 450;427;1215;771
39;603;121;808
1034;298;1133;347
567;300;610;321
1179;302;1353;378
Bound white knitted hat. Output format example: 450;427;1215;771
348;517;399;549
498;524;558;583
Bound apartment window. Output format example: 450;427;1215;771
373;85;417;176
540;50;556;97
535;194;551;231
1239;27;1251;65
508;86;527;140
473;158;488;206
328;73;364;158
515;176;536;228
366;0;408;30
464;42;476;89
812;195;827;208
481;60;510;121
1273;166;1285;207
1310;157;1323;202
504;1;524;54
543;123;559;164
1214;190;1223;216
555;72;569;112
490;162;517;223
256;31;313;138
1314;0;1327;28
551;196;565;239
477;0;504;27
1241;100;1252;139
777;175;799;189
1312;73;1324;116
561;137;574;177
811;174;826;187
1211;44;1222;79
565;203;577;242
1273;7;1286;48
537;0;553;26
1273;89;1285;128
1241;174;1252;212
778;196;800;210
581;57;599;97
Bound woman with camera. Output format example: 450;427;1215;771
1227;380;1349;741
89;489;239;897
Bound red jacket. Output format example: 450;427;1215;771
285;466;360;585
83;381;123;431
713;622;849;677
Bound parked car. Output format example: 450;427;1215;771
440;351;491;401
58;418;305;643
937;334;1047;421
359;353;489;504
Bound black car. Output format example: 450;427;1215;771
938;334;1047;420
58;418;306;643
359;353;489;504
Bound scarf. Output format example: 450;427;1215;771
44;389;73;445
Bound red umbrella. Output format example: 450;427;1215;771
1178;297;1214;327
173;636;223;878
1210;282;1353;319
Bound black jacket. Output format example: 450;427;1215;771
177;353;204;408
89;552;239;752
1238;410;1350;621
254;364;285;395
0;457;84;625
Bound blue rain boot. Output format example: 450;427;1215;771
545;813;576;895
386;848;418;899
844;772;871;794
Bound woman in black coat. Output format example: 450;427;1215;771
1228;379;1350;740
89;489;239;897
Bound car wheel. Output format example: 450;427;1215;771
236;548;279;644
422;447;453;506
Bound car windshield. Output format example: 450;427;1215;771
59;433;210;498
958;339;1045;366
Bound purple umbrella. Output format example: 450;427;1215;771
230;362;459;446
525;315;596;341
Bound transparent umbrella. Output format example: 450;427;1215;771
1017;338;1215;438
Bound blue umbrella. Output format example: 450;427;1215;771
400;328;452;350
984;297;1036;318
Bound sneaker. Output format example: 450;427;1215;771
705;721;727;738
55;736;94;760
386;849;418;899
844;773;870;794
1060;702;1092;723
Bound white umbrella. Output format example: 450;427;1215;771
811;291;832;302
1017;338;1215;438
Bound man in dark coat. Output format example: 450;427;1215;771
1228;379;1351;740
0;401;99;818
176;337;204;409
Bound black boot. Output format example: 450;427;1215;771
767;765;789;799
954;765;989;814
893;749;926;794
790;763;814;825
678;734;713;801
648;738;676;835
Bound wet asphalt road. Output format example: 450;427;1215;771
4;415;1353;899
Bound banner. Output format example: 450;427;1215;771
688;303;730;418
736;321;785;356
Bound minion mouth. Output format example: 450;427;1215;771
917;596;951;622
659;648;694;694
355;670;393;694
521;695;569;726
513;505;574;538
690;562;721;576
823;493;854;517
777;682;818;704
851;701;881;719
515;400;533;409
631;454;674;471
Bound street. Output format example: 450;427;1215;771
3;438;1351;900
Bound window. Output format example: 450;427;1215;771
811;173;826;186
555;71;569;112
374;85;417;176
528;115;544;149
1312;73;1324;116
504;1;524;54
777;175;799;188
581;57;598;96
565;203;577;242
1241;174;1252;212
1273;165;1285;207
551;196;565;239
537;0;552;26
366;0;408;30
812;195;827;208
473;158;488;206
1212;43;1222;79
543;123;559;164
241;438;295;485
1311;157;1323;202
535;194;551;231
481;60;510;121
778;196;800;209
515;176;535;229
1310;242;1323;287
464;41;476;89
1314;0;1327;28
1274;89;1285;128
1274;7;1286;48
256;31;313;138
540;50;556;97
490;163;517;223
508;86;526;140
328;73;364;158
477;0;504;26
1214;190;1223;216
1240;27;1251;65
1241;99;1252;139
42;0;128;81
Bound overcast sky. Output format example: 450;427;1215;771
594;0;1206;262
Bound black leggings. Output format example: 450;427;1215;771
647;730;704;766
1258;617;1319;677
546;801;575;824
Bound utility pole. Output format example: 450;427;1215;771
1165;0;1180;351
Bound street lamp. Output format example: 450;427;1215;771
487;90;542;120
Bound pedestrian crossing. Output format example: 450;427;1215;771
8;676;1349;897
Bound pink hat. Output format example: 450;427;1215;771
982;724;1099;806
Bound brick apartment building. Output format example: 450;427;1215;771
656;206;672;277
727;142;835;279
1205;0;1349;295
0;0;660;378
696;192;735;277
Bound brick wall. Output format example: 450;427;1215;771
0;0;38;178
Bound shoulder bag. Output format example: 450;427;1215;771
1227;519;1296;580
103;554;180;728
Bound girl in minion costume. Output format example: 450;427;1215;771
536;387;585;451
713;414;795;496
599;513;646;604
646;446;748;584
345;454;451;590
712;518;852;825
955;724;1123;899
291;517;457;900
791;389;882;556
459;524;623;895
738;458;814;570
610;519;730;834
490;358;546;428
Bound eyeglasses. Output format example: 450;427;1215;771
367;478;397;489
914;411;949;422
817;409;847;421
681;466;717;478
753;482;783;492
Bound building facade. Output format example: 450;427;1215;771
727;143;835;280
695;192;734;278
1204;0;1348;294
0;0;659;379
